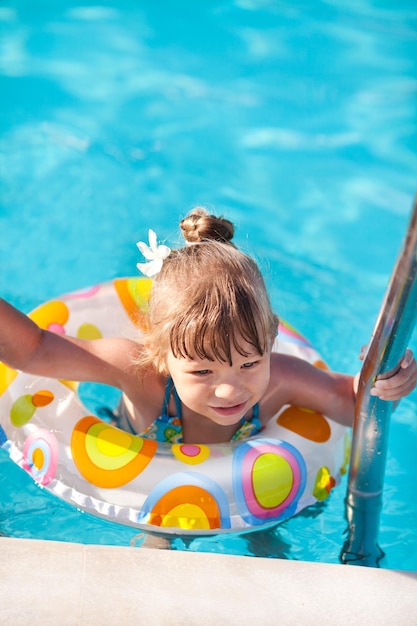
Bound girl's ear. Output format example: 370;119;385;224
158;360;169;376
151;345;169;376
142;335;169;375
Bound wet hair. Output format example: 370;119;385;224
139;207;278;373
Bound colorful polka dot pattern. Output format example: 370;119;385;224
313;466;336;500
278;320;313;347
22;430;59;486
71;416;158;488
10;390;55;427
232;439;307;525
277;406;331;443
114;277;152;329
171;443;210;465
138;472;231;531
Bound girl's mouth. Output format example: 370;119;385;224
209;401;247;417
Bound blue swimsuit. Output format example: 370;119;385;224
117;377;262;443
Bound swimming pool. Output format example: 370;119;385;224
1;0;416;570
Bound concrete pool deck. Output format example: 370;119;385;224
1;537;416;625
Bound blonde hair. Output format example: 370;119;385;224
139;208;278;373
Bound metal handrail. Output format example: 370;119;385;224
341;195;417;567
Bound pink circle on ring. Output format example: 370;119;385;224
179;444;201;457
22;430;59;486
65;285;101;299
241;443;301;518
48;323;66;334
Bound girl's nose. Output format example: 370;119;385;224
214;379;243;400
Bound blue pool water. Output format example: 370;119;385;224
1;1;416;569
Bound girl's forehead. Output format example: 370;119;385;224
167;306;273;364
167;340;264;364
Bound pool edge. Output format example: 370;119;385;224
1;536;416;624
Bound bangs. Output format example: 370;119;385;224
169;287;270;365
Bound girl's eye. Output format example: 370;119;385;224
194;369;211;376
242;361;257;369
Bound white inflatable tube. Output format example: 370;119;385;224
0;278;350;535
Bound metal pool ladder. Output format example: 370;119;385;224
341;194;417;567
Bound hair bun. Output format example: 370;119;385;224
180;207;235;245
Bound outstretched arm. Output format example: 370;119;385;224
0;298;43;371
268;349;417;428
0;297;139;388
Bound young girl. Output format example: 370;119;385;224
0;208;416;444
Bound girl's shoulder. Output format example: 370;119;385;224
261;352;327;420
118;362;169;434
268;351;307;381
270;350;338;392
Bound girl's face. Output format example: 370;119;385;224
165;338;271;426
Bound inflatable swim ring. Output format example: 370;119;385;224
0;278;350;535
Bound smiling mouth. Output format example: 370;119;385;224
210;401;247;417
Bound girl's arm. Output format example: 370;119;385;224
268;350;417;428
0;297;139;388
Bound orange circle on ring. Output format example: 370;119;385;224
277;406;331;443
71;416;158;488
313;359;329;371
32;448;45;470
32;390;55;408
114;277;152;330
147;485;221;530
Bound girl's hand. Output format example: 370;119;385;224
367;348;417;401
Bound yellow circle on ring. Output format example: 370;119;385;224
252;453;293;509
85;423;145;470
147;485;222;530
160;504;210;530
71;416;157;488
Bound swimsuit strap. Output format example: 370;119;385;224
231;402;262;441
237;402;259;426
161;377;182;422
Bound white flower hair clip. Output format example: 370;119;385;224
136;229;171;277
